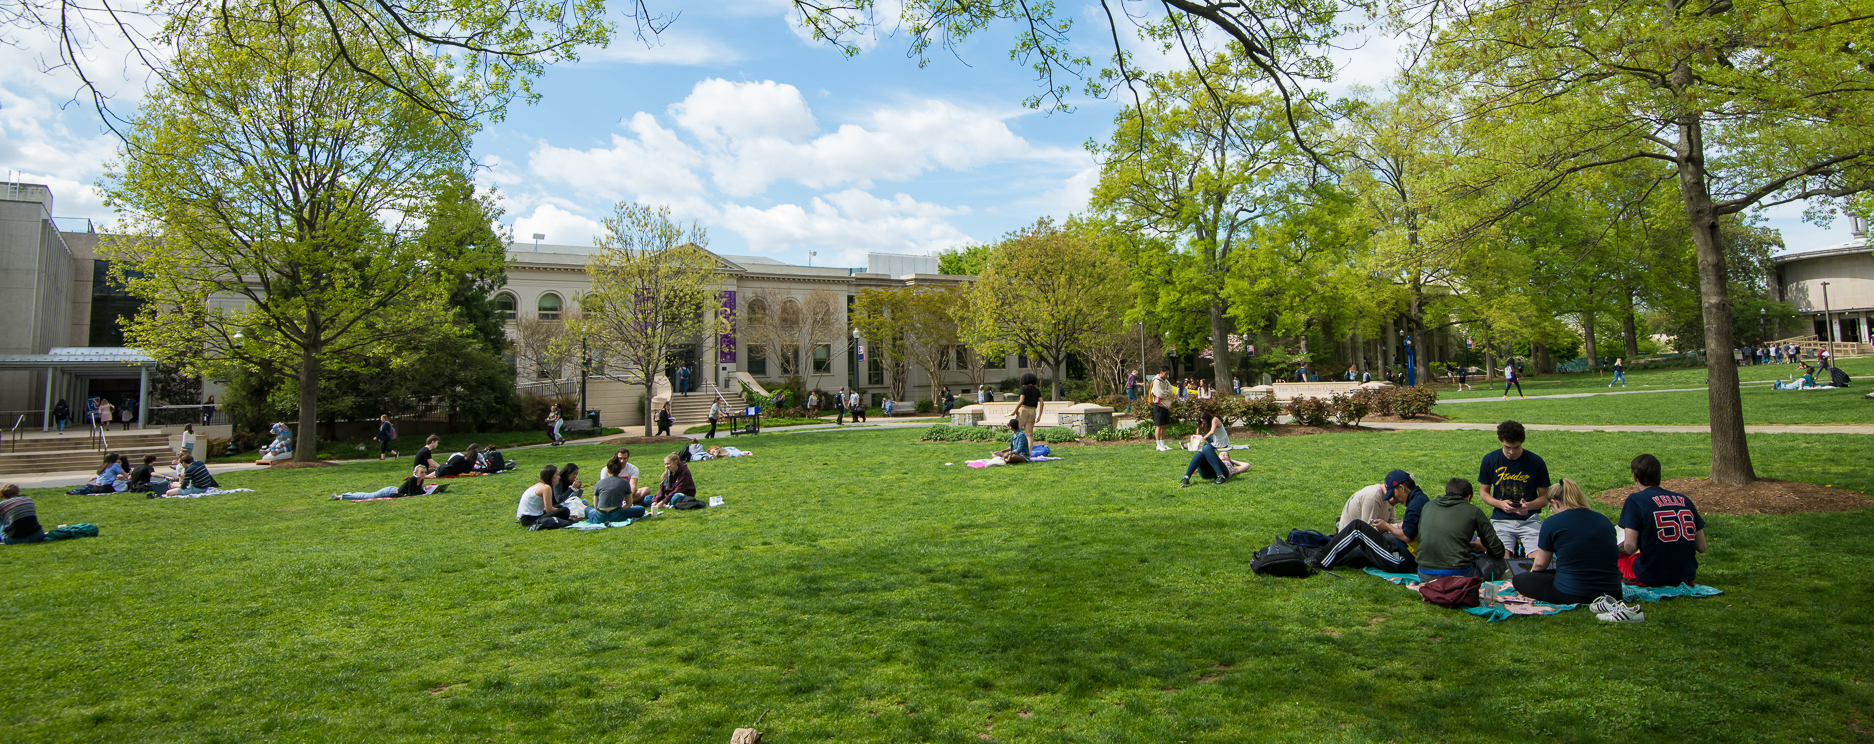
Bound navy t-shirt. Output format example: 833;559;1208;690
1617;486;1706;587
1536;508;1622;599
1478;449;1551;521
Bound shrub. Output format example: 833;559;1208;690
1284;396;1332;427
1329;391;1371;427
1089;393;1129;411
919;424;1004;442
1090;423;1150;441
915;399;934;414
1394;386;1440;418
1034;426;1078;443
1059;379;1097;402
1359;386;1395;417
1229;396;1283;427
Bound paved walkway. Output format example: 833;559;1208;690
1439;387;1712;403
1364;421;1874;435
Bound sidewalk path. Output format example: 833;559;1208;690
1439;387;1712;403
1364;421;1874;435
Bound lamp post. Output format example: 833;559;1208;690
850;327;860;395
1823;281;1836;345
1759;306;1766;341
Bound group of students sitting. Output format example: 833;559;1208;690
516;446;701;530
67;452;219;498
1311;421;1706;623
410;435;515;477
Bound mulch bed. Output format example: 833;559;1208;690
1593;476;1874;516
1363;414;1451;424
265;460;338;469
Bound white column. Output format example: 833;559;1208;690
138;366;150;429
42;366;55;431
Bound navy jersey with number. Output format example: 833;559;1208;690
1478;449;1551;521
1617;486;1706;587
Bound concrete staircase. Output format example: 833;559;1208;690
0;429;176;476
656;383;746;426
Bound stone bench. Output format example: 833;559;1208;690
881;401;921;417
947;402;1086;429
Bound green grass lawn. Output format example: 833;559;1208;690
285;428;626;462
1437;382;1874;425
5;428;1872;741
1435;356;1874;400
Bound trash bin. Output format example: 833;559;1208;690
584;410;601;430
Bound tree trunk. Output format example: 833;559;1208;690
1208;303;1233;394
1676;115;1755;485
295;345;321;463
1621;291;1641;360
1407;291;1430;386
1582;314;1599;372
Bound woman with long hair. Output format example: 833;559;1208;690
516;465;571;529
1510;478;1622;606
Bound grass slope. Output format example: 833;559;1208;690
1437;357;1874;400
3;429;1872;742
1437;382;1874;425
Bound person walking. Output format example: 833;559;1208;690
1015;373;1044;445
1608;358;1626;387
707;396;724;439
1502;359;1525;399
1149;366;1176;452
545;404;564;446
53;398;69;433
95;398;114;431
1125;370;1139;416
677;366;690;396
375;414;398;459
849;389;866;423
656;401;673;437
834;386;847;426
201;395;216;425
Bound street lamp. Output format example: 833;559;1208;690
850;327;860;395
1823;281;1836;345
1759;306;1766;340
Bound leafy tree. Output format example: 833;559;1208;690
853;287;915;402
100;7;488;462
936;244;993;277
1091;54;1319;393
902;285;964;407
566;202;720;436
1423;0;1874;484
963;218;1130;399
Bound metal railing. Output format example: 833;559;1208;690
7;416;20;453
145;405;228;426
88;422;107;453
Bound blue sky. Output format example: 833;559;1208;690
0;0;1855;268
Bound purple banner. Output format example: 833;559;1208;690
718;291;737;363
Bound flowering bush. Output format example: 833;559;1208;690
1284;396;1332;427
1329;391;1371;427
1394;387;1440;418
1228;395;1283;427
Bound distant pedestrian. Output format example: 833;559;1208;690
1125;370;1139;415
376;415;398;459
1502;360;1525;399
1016;373;1043;444
53;398;69;433
707;396;724;439
941;387;955;414
1149;366;1175;452
202;395;216;425
677;366;691;396
1608;358;1626;388
95;398;114;430
834;386;848;426
849;390;866;422
546;404;564;446
656;401;673;437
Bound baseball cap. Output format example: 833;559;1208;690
1384;469;1414;495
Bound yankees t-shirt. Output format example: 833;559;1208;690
1617;486;1706;587
1478;448;1551;521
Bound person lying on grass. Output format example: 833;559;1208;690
991;418;1030;465
1616;454;1707;587
1;484;45;544
329;465;450;500
645;451;697;509
436;444;479;477
1511;478;1622;605
517;465;573;530
160;453;218;498
1416;478;1508;583
1317;469;1423;572
588;454;649;524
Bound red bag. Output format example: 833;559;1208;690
1419;576;1484;608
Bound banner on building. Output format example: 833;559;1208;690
718;291;737;363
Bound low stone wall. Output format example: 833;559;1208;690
1243;381;1393;401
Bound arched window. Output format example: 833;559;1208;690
494;292;517;321
747;298;770;324
779;299;803;329
537;293;562;321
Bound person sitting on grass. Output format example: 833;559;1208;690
1510;478;1622;605
69;453;127;494
1;484;45;544
1616;454;1707;587
553;462;585;508
473;445;511;474
413;434;441;472
1179;411;1232;487
1319;470;1425;572
517;465;572;530
436;444;479;477
646;451;698;509
127;454;171;494
1415;478;1508;583
161;453;218;498
990;418;1031;466
330;465;449;500
588;454;650;524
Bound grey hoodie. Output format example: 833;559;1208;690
1416;492;1507;571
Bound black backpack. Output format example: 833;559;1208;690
1251;542;1316;578
669;494;706;510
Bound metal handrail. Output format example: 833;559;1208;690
7;415;20;453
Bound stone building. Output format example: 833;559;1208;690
1775;216;1874;347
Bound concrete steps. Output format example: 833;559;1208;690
658;385;746;425
0;430;175;476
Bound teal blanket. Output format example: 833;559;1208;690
1362;568;1723;622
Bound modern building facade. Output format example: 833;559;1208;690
1774;216;1874;344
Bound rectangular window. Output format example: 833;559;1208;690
813;344;832;374
985;354;1005;369
954;345;968;370
749;345;767;376
868;357;884;385
1018;354;1029;369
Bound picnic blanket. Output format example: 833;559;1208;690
1362;568;1723;622
571;520;634;531
965;456;1064;469
154;488;256;499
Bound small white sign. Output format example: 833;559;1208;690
707;496;724;507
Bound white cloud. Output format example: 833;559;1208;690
718;189;972;264
580;29;742;66
511;203;608;248
527;112;707;204
1037;163;1098;216
671;78;818;144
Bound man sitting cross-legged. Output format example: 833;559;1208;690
1415;478;1508;583
1617;453;1708;587
1318;469;1429;572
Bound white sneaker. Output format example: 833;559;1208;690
1589;595;1624;614
1596;603;1645;623
1155;443;1171;452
